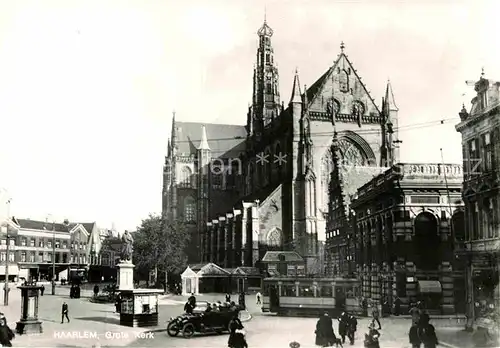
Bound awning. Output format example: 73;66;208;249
418;280;442;293
0;265;20;275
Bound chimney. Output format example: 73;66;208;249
63;219;69;226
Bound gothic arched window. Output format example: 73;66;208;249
184;196;196;223
267;228;282;247
180;166;192;188
321;148;334;212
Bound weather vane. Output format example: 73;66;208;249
340;41;345;53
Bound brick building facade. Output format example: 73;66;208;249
456;72;500;330
163;20;399;273
346;163;466;314
0;217;98;282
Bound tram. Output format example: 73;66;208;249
261;276;362;317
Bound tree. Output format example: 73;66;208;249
133;213;190;279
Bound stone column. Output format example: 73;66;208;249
205;222;212;262
212;219;219;264
218;216;225;266
225;213;233;268
233;209;242;267
252;200;260;267
439;261;455;315
241;202;252;266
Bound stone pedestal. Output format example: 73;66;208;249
16;284;43;335
117;262;135;291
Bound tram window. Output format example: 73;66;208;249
319;285;333;297
346;287;355;298
298;285;314;297
281;285;296;296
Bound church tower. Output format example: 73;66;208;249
250;17;281;135
383;81;400;166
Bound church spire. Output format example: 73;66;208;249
252;18;281;130
384;80;398;112
171;110;177;153
197;125;210;150
290;68;302;104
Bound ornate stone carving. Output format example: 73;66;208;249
339;70;349;93
326;98;340;118
338;139;365;166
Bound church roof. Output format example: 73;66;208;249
261;251;304;263
15;218;95;235
304;51;381;114
175;121;246;158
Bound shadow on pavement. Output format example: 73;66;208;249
74;316;121;325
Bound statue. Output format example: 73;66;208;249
120;230;134;262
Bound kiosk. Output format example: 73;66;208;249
117;262;163;327
15;283;43;335
119;289;164;327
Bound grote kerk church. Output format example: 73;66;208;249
162;20;399;274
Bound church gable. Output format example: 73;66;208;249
306;54;380;121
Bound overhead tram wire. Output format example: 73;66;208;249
170;117;460;155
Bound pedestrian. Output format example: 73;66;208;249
256;291;261;305
184;301;194;314
93;284;99;298
61;302;70;323
362;297;368;316
347;314;358;345
337;312;349;344
238;292;246;310
364;323;381;348
0;314;14;347
188;293;196;308
409;303;421;326
371;304;381;329
394;296;401;316
225;293;231;303
40;284;45;296
115;294;122;313
315;312;336;347
417;314;438;348
228;311;246;348
409;322;422;348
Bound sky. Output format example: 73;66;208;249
0;0;498;230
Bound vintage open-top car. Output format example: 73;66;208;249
167;301;241;338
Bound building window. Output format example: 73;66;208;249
184;197;196;223
0;240;5;245
471;202;479;240
468;138;479;174
8;239;14;246
21;238;27;246
38;252;43;262
29;252;35;262
62;242;67;249
212;172;223;189
47;241;52;248
8;253;14;262
39;240;44;248
482;133;492;171
47;253;52;262
30;239;35;247
62;253;67;263
0;253;5;262
55;240;60;248
21;252;26;262
82;255;86;264
70;254;74;263
246;163;253;194
179;166;193;188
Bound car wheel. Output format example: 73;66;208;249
167;321;180;337
182;323;195;338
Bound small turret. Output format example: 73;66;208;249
290;69;302;104
197;125;210;150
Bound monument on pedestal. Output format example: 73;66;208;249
15;281;43;335
117;231;163;327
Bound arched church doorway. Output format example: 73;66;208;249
414;212;440;270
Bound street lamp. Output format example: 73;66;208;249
46;214;56;295
2;196;12;305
